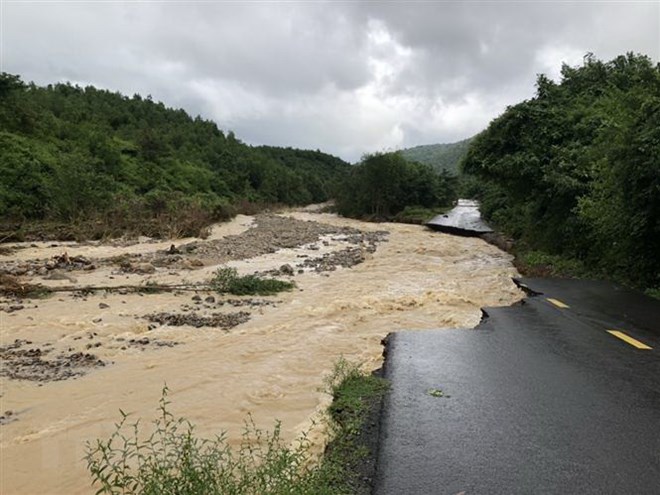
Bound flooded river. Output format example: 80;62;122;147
0;210;523;494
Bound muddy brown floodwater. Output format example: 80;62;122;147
0;209;523;494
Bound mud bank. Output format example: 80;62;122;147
0;210;523;494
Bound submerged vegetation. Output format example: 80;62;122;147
463;53;660;291
86;360;388;494
0;73;350;240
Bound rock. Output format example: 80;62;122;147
145;311;251;329
45;271;77;282
192;295;202;301
204;296;216;303
92;318;102;323
132;263;156;274
279;264;294;276
98;303;110;309
12;266;28;276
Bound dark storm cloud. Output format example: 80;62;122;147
2;1;658;161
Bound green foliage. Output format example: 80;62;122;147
0;74;350;236
645;288;660;300
400;137;473;175
86;362;389;494
210;267;295;296
85;386;320;495
319;358;390;494
515;250;591;279
392;205;452;225
335;152;457;219
324;358;389;429
463;53;660;289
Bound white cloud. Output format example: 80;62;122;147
1;1;658;162
534;45;587;82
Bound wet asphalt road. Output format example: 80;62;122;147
374;278;660;494
426;200;493;235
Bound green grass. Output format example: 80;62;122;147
319;359;389;494
85;359;389;494
514;249;660;300
514;250;591;279
210;267;295;296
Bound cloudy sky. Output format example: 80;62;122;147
1;1;658;161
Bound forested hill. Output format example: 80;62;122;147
399;137;473;174
0;73;350;238
463;53;660;291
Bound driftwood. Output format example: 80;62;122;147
0;277;213;297
42;283;211;294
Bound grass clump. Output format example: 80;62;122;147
318;358;390;494
210;267;295;296
86;360;389;494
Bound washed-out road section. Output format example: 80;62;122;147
426;199;493;236
375;278;660;494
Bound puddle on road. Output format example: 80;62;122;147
0;211;522;494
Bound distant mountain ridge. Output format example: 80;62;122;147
399;137;473;175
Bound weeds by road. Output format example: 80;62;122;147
86;359;389;494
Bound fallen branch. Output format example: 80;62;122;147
48;283;211;293
1;282;213;297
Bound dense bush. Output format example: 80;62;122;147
462;53;660;289
210;267;295;296
335;152;457;219
0;74;350;236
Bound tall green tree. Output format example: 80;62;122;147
462;53;660;288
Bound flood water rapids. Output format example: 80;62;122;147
0;209;523;494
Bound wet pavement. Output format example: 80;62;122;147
375;278;660;494
426;199;493;235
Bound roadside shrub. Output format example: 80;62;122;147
514;250;591;279
85;387;319;495
86;362;390;494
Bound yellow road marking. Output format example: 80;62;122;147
547;298;570;309
607;330;652;350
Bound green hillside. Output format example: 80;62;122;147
0;73;350;239
399;137;473;174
